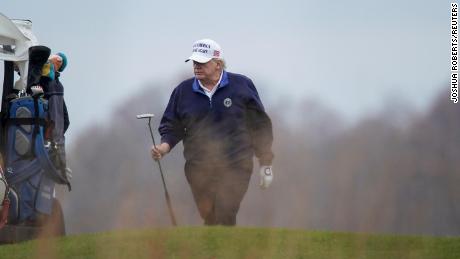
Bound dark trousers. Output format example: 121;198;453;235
184;159;253;226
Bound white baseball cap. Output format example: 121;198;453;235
185;38;223;63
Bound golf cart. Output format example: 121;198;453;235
0;13;68;243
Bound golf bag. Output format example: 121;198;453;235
1;44;70;225
4;95;70;224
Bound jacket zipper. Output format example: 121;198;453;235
195;84;221;109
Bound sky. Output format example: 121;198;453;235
1;0;450;144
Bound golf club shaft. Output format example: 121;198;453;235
148;119;178;226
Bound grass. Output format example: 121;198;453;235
0;226;459;259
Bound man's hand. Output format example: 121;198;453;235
259;165;273;189
151;142;171;161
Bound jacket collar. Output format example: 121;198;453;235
192;70;229;93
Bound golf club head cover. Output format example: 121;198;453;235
41;61;55;80
259;165;273;189
27;45;51;88
56;52;67;72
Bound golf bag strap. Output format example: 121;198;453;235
0;199;9;229
5;159;42;185
5;135;68;187
35;136;71;189
31;97;40;156
6;118;46;126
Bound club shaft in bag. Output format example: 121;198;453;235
147;118;178;226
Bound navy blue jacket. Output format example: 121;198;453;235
159;71;273;166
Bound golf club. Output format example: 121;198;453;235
136;113;177;226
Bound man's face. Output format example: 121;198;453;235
193;60;219;81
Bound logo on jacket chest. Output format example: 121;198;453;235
223;98;232;108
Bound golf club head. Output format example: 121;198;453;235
136;113;155;119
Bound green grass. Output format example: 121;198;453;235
0;226;459;259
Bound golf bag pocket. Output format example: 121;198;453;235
34;173;55;215
9;172;55;222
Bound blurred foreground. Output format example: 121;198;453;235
1;226;459;259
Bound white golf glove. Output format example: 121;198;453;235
259;165;273;189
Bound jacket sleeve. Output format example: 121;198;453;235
158;87;185;149
245;79;274;166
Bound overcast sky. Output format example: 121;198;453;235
1;0;450;144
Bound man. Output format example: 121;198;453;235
151;39;274;226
